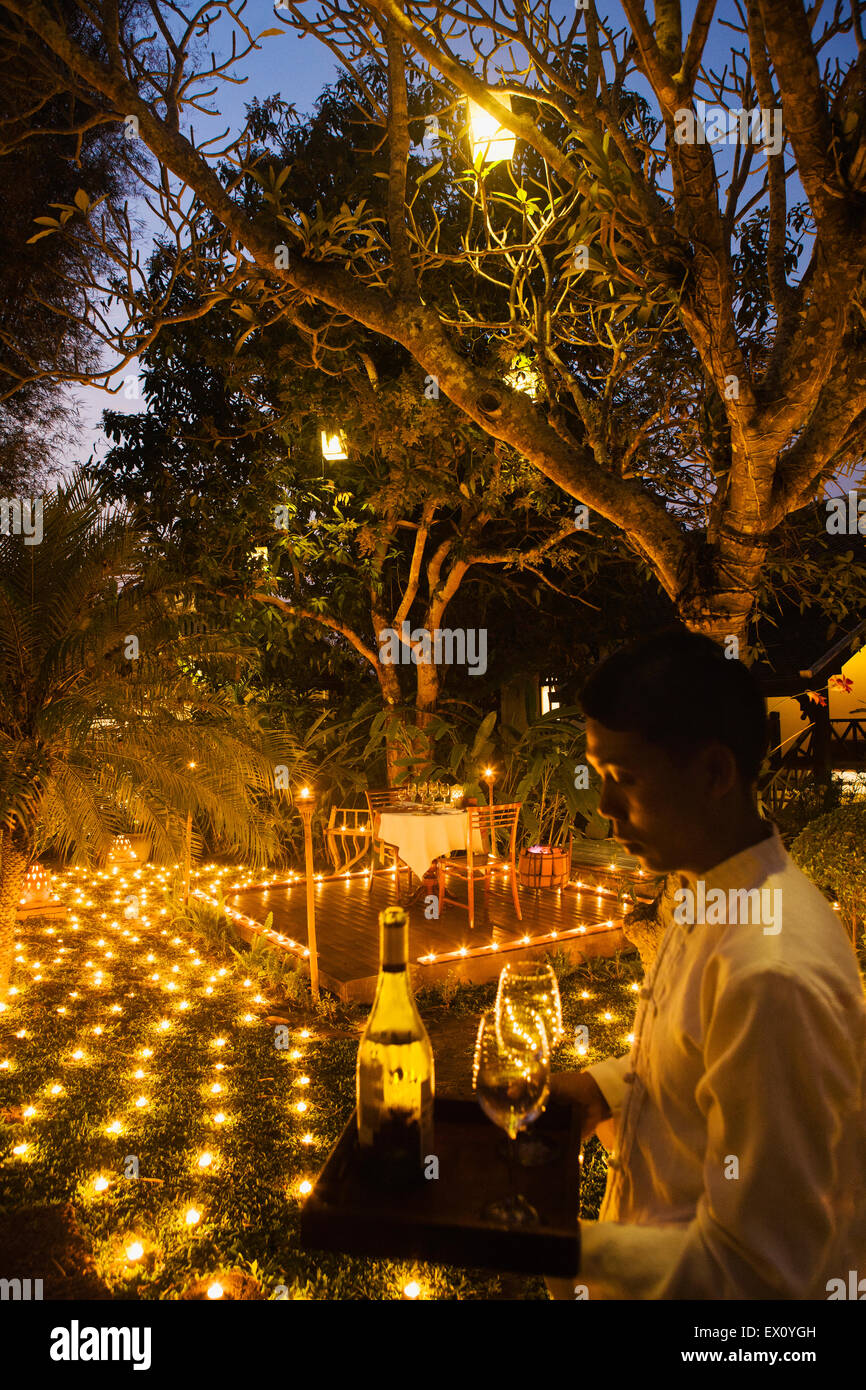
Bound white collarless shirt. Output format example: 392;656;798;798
579;826;866;1299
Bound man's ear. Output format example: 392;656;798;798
701;742;740;799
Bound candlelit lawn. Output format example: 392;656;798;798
0;863;640;1299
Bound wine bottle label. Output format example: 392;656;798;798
357;1060;433;1156
357;1058;386;1144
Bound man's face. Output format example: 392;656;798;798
584;719;715;875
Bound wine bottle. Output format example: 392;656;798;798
356;906;434;1186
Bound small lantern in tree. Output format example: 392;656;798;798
320;430;348;461
469;93;515;164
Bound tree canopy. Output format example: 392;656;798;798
1;0;864;646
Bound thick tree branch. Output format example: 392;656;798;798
756;0;851;247
252;593;379;667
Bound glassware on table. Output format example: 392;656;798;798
472;1007;550;1226
407;781;417;803
495;962;563;1165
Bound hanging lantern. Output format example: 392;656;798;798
504;357;540;399
320;430;348;461
469;93;515;164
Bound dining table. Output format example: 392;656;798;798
377;803;485;892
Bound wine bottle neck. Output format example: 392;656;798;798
381;922;408;970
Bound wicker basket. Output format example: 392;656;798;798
517;844;570;891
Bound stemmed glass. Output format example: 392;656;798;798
496;962;563;1165
497;961;563;1050
472;1007;550;1226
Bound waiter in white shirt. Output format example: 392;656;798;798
548;628;866;1300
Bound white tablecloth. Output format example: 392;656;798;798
377;809;484;883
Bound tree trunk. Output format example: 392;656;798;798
0;832;30;1001
412;659;442;776
374;655;405;787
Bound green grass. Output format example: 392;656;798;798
0;863;640;1299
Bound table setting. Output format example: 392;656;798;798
376;783;484;890
301;927;582;1277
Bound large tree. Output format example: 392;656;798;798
2;0;865;643
91;256;657;777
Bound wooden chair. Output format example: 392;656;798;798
325;807;374;876
436;803;523;930
364;789;409;895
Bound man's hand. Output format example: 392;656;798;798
549;1070;612;1140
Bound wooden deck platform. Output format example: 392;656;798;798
224;868;629;1002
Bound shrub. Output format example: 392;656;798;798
771;776;843;846
790;804;866;940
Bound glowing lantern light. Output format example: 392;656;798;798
321;430;348;461
504;358;539;399
18;863;55;910
469;93;515;164
109;835;137;865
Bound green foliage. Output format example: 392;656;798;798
166;883;243;957
364;701;602;848
790;804;866;932
229;931;312;1009
769;775;845;847
415;970;463;1010
0;472;298;866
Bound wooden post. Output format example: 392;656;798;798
483;767;497;861
297;790;320;1002
184;762;196;905
183;811;192;905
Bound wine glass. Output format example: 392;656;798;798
472;1008;550;1226
496;961;563;1051
496;962;563;1165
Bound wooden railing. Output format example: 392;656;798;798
760;717;866;811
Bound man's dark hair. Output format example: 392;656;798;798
580;627;769;784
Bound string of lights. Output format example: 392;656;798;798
213;864;634;971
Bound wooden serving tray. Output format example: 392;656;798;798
300;1096;582;1276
